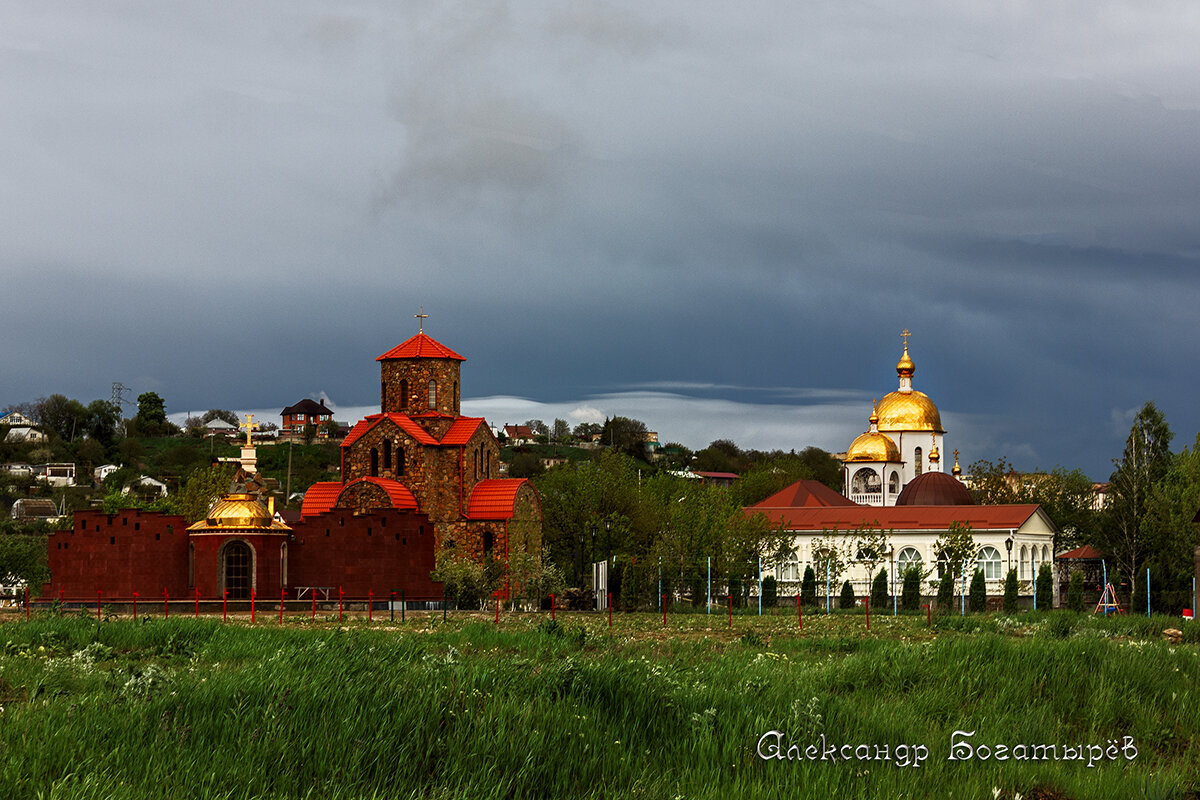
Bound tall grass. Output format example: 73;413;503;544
1;612;1197;799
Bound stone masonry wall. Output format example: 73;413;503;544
380;358;461;416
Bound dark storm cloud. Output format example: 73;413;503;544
4;1;1200;478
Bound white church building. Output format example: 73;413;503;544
751;333;1058;603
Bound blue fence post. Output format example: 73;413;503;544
707;556;711;614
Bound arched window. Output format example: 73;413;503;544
850;468;881;495
400;379;409;410
1041;545;1049;564
370;448;379;477
395;447;405;477
897;547;922;575
977;546;1002;580
888;471;901;495
914;447;923;476
428;380;437;409
1019;545;1028;579
383;440;392;471
280;542;288;586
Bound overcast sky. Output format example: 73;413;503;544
4;2;1200;480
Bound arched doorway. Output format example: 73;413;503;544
222;540;253;599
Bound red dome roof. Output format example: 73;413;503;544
895;471;974;506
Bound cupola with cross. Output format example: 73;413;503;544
377;308;466;428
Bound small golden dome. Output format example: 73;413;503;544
929;443;940;462
896;344;915;377
876;390;944;433
845;431;901;462
952;450;962;476
201;493;272;529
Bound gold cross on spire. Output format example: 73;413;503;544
901;328;911;349
241;413;259;447
414;307;429;334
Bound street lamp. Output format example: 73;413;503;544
1005;536;1013;573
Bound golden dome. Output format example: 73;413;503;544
191;492;284;531
875;390;944;433
845;431;901;462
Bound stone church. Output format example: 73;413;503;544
42;324;541;603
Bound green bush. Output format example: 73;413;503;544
901;566;922;611
839;580;856;609
761;575;777;608
1066;571;1084;612
870;568;889;611
936;573;954;610
1036;562;1053;609
968;568;986;613
1003;568;1019;614
800;565;817;607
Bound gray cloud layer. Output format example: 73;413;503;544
5;2;1200;478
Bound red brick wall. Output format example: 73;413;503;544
44;510;190;600
288;509;440;599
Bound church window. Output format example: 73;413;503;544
370;448;379;477
897;547;922;575
1019;545;1028;579
914;447;923;476
850;468;881;497
888;471;900;495
384;440;392;471
776;551;800;582
428;380;437;409
483;531;494;554
400;379;409;410
280;542;288;585
976;546;1002;581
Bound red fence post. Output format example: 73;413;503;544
223;589;228;623
608;592;612;629
311;591;316;622
280;589;286;624
865;595;870;631
494;591;500;624
727;594;732;629
368;590;373;622
59;588;64;604
338;586;343;623
550;593;555;622
195;588;200;618
133;591;139;621
797;594;802;631
251;588;256;624
96;590;101;622
925;603;931;628
163;589;169;619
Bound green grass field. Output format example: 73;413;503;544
1;608;1197;799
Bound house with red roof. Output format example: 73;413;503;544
748;476;1057;604
280;398;334;437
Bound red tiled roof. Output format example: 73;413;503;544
1056;544;1105;560
504;425;535;438
466;479;530;520
749;504;1046;532
341;477;418;510
751;479;859;509
697;471;740;480
300;482;343;518
341;414;439;448
441;417;486;445
376;333;466;362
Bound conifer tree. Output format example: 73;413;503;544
1002;568;1019;613
968;568;987;612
